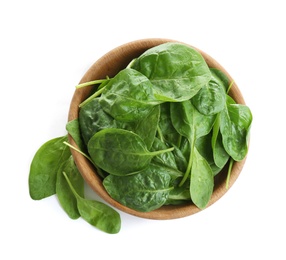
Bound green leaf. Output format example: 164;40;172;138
88;128;173;176
103;164;172;212
190;147;214;209
66;118;85;151
79;98;160;150
132;42;212;102
56;156;84;219
63;172;121;234
192;78;226;115
29;136;71;200
220;96;252;161
99;68;160;122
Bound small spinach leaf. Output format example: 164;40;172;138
220;96;252;161
56;156;84;219
190;147;214;209
192;77;226;115
29;136;71;200
66;118;85;151
62;172;121;234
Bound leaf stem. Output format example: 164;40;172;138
226;80;234;94
76;79;108;89
150;146;174;156
63;141;92;162
79;85;107;108
179;140;194;186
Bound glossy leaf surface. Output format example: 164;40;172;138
29;136;71;200
132;42;212;102
103;164;172;212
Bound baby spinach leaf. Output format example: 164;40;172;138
63;172;121;234
79;97;122;145
56;156;84;219
79;98;160;149
196;133;221;176
66;118;85;151
158;102;182;146
220;96;252;161
151;137;183;179
190;147;214;209
132;42;212;102
87;128;174;176
103;164;172;212
165;179;191;205
191;77;226;115
99;68;160;122
29;136;71;200
210;68;230;91
170;100;215;185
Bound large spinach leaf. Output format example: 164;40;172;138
103;164;172;212
132;42;212;102
99;68;160;122
87;128;174;176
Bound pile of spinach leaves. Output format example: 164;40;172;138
29;42;252;233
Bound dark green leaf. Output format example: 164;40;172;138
63;172;121;234
99;68;160;122
132;42;212;102
56;156;84;219
103;164;172;212
87;128;173;176
190;147;214;209
66;119;85;151
220;96;252;161
29;136;71;200
192;78;226;115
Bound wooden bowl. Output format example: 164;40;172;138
68;38;247;220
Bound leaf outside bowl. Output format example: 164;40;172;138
68;38;247;220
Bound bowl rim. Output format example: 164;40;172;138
68;38;247;220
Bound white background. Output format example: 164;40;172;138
1;0;285;259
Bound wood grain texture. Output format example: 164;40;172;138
68;38;247;220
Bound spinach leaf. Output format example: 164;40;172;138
220;96;252;161
196;133;219;176
103;164;172;212
158;102;182;146
151;137;183;179
56;156;84;219
132;42;212;102
62;172;121;234
209;68;230;91
190;147;214;209
170;100;215;185
211;115;230;169
87;128;174;176
79;98;160;149
191;76;226;115
99;68;160;122
29;136;71;200
66;118;85;151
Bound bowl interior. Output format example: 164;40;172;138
68;38;247;220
